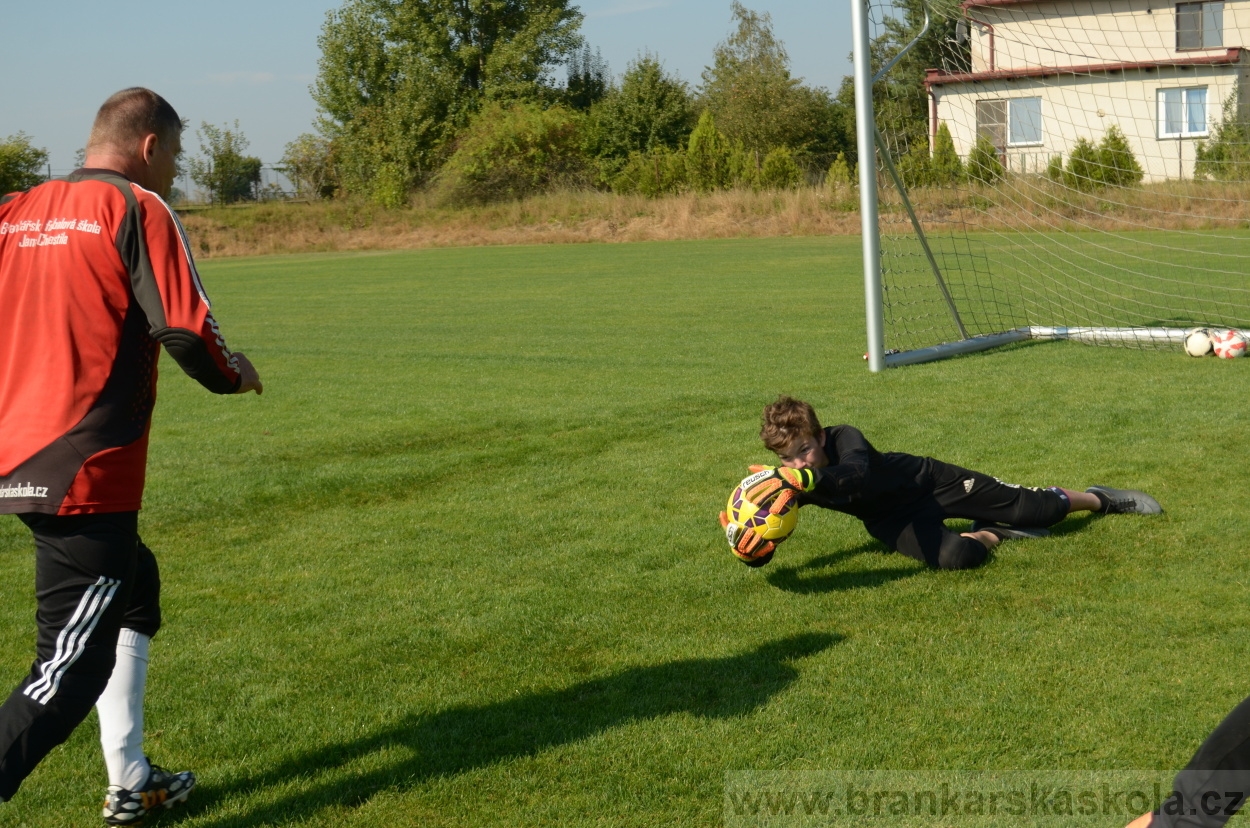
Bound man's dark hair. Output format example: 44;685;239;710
87;88;182;154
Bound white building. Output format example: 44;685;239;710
925;0;1250;180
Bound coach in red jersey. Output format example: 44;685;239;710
0;88;261;823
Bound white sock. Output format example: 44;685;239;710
97;629;151;789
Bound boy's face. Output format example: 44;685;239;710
777;430;828;470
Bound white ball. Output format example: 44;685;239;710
1211;329;1247;359
1184;329;1212;357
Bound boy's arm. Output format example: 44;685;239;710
813;425;874;496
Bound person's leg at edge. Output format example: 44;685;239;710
96;539;161;791
1124;693;1250;828
0;512;137;801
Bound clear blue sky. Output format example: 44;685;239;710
2;1;853;174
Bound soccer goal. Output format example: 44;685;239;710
853;0;1250;370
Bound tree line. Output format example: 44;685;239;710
15;0;1183;207
282;0;858;206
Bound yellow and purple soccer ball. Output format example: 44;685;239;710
725;470;801;546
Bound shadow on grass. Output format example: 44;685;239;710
1048;512;1098;537
182;632;842;826
765;542;921;595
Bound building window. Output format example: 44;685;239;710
978;98;1042;149
1177;1;1223;50
1009;97;1043;145
1158;87;1208;137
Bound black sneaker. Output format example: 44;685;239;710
969;522;1051;540
102;763;195;826
1086;486;1163;515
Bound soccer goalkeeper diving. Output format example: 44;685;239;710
719;396;1162;569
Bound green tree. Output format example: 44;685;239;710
699;2;844;156
1064;137;1101;190
0;133;48;194
931;122;963;185
612;147;688;197
967;134;1004;184
685;110;731;193
1195;91;1250;181
897;143;933;188
825;152;853;191
843;0;965;171
1045;154;1064;183
436;101;586;204
758;146;802;189
313;0;583;204
564;44;609;111
727;140;759;190
281;133;339;199
188;122;263;204
1097;125;1143;187
586;54;694;169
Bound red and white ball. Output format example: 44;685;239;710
1211;329;1247;359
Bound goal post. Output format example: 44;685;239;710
853;0;1250;371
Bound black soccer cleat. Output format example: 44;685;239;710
1085;486;1163;515
102;762;195;826
970;522;1051;540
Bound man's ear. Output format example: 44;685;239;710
139;133;159;165
815;429;826;448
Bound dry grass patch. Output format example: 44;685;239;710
177;187;863;258
177;178;1250;258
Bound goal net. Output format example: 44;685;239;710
855;0;1250;369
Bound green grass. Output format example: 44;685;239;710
0;237;1248;826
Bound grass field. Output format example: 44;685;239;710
1;236;1248;827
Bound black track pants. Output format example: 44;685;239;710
1153;694;1250;827
863;459;1069;570
0;512;160;801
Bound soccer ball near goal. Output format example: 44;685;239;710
1211;330;1247;359
856;0;1250;369
724;475;800;553
1184;329;1213;358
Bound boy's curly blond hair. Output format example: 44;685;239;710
760;396;822;454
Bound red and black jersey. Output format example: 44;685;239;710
0;170;241;515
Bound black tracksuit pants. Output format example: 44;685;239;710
0;511;160;800
1154;694;1250;827
862;459;1070;570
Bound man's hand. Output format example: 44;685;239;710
231;351;263;395
719;511;776;566
741;465;818;512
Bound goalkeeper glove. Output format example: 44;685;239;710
719;510;776;567
741;465;819;512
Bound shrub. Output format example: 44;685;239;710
188;121;263;205
437;102;587;205
931;123;963;185
686;111;730;193
1045;154;1064;183
1097;125;1144;187
0;133;47;194
612;148;688;197
758;146;802;189
728;141;759;190
966;135;1004;184
896;143;933;188
825;152;853;190
1064;137;1102;191
281;133;339;199
1195;91;1250;181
